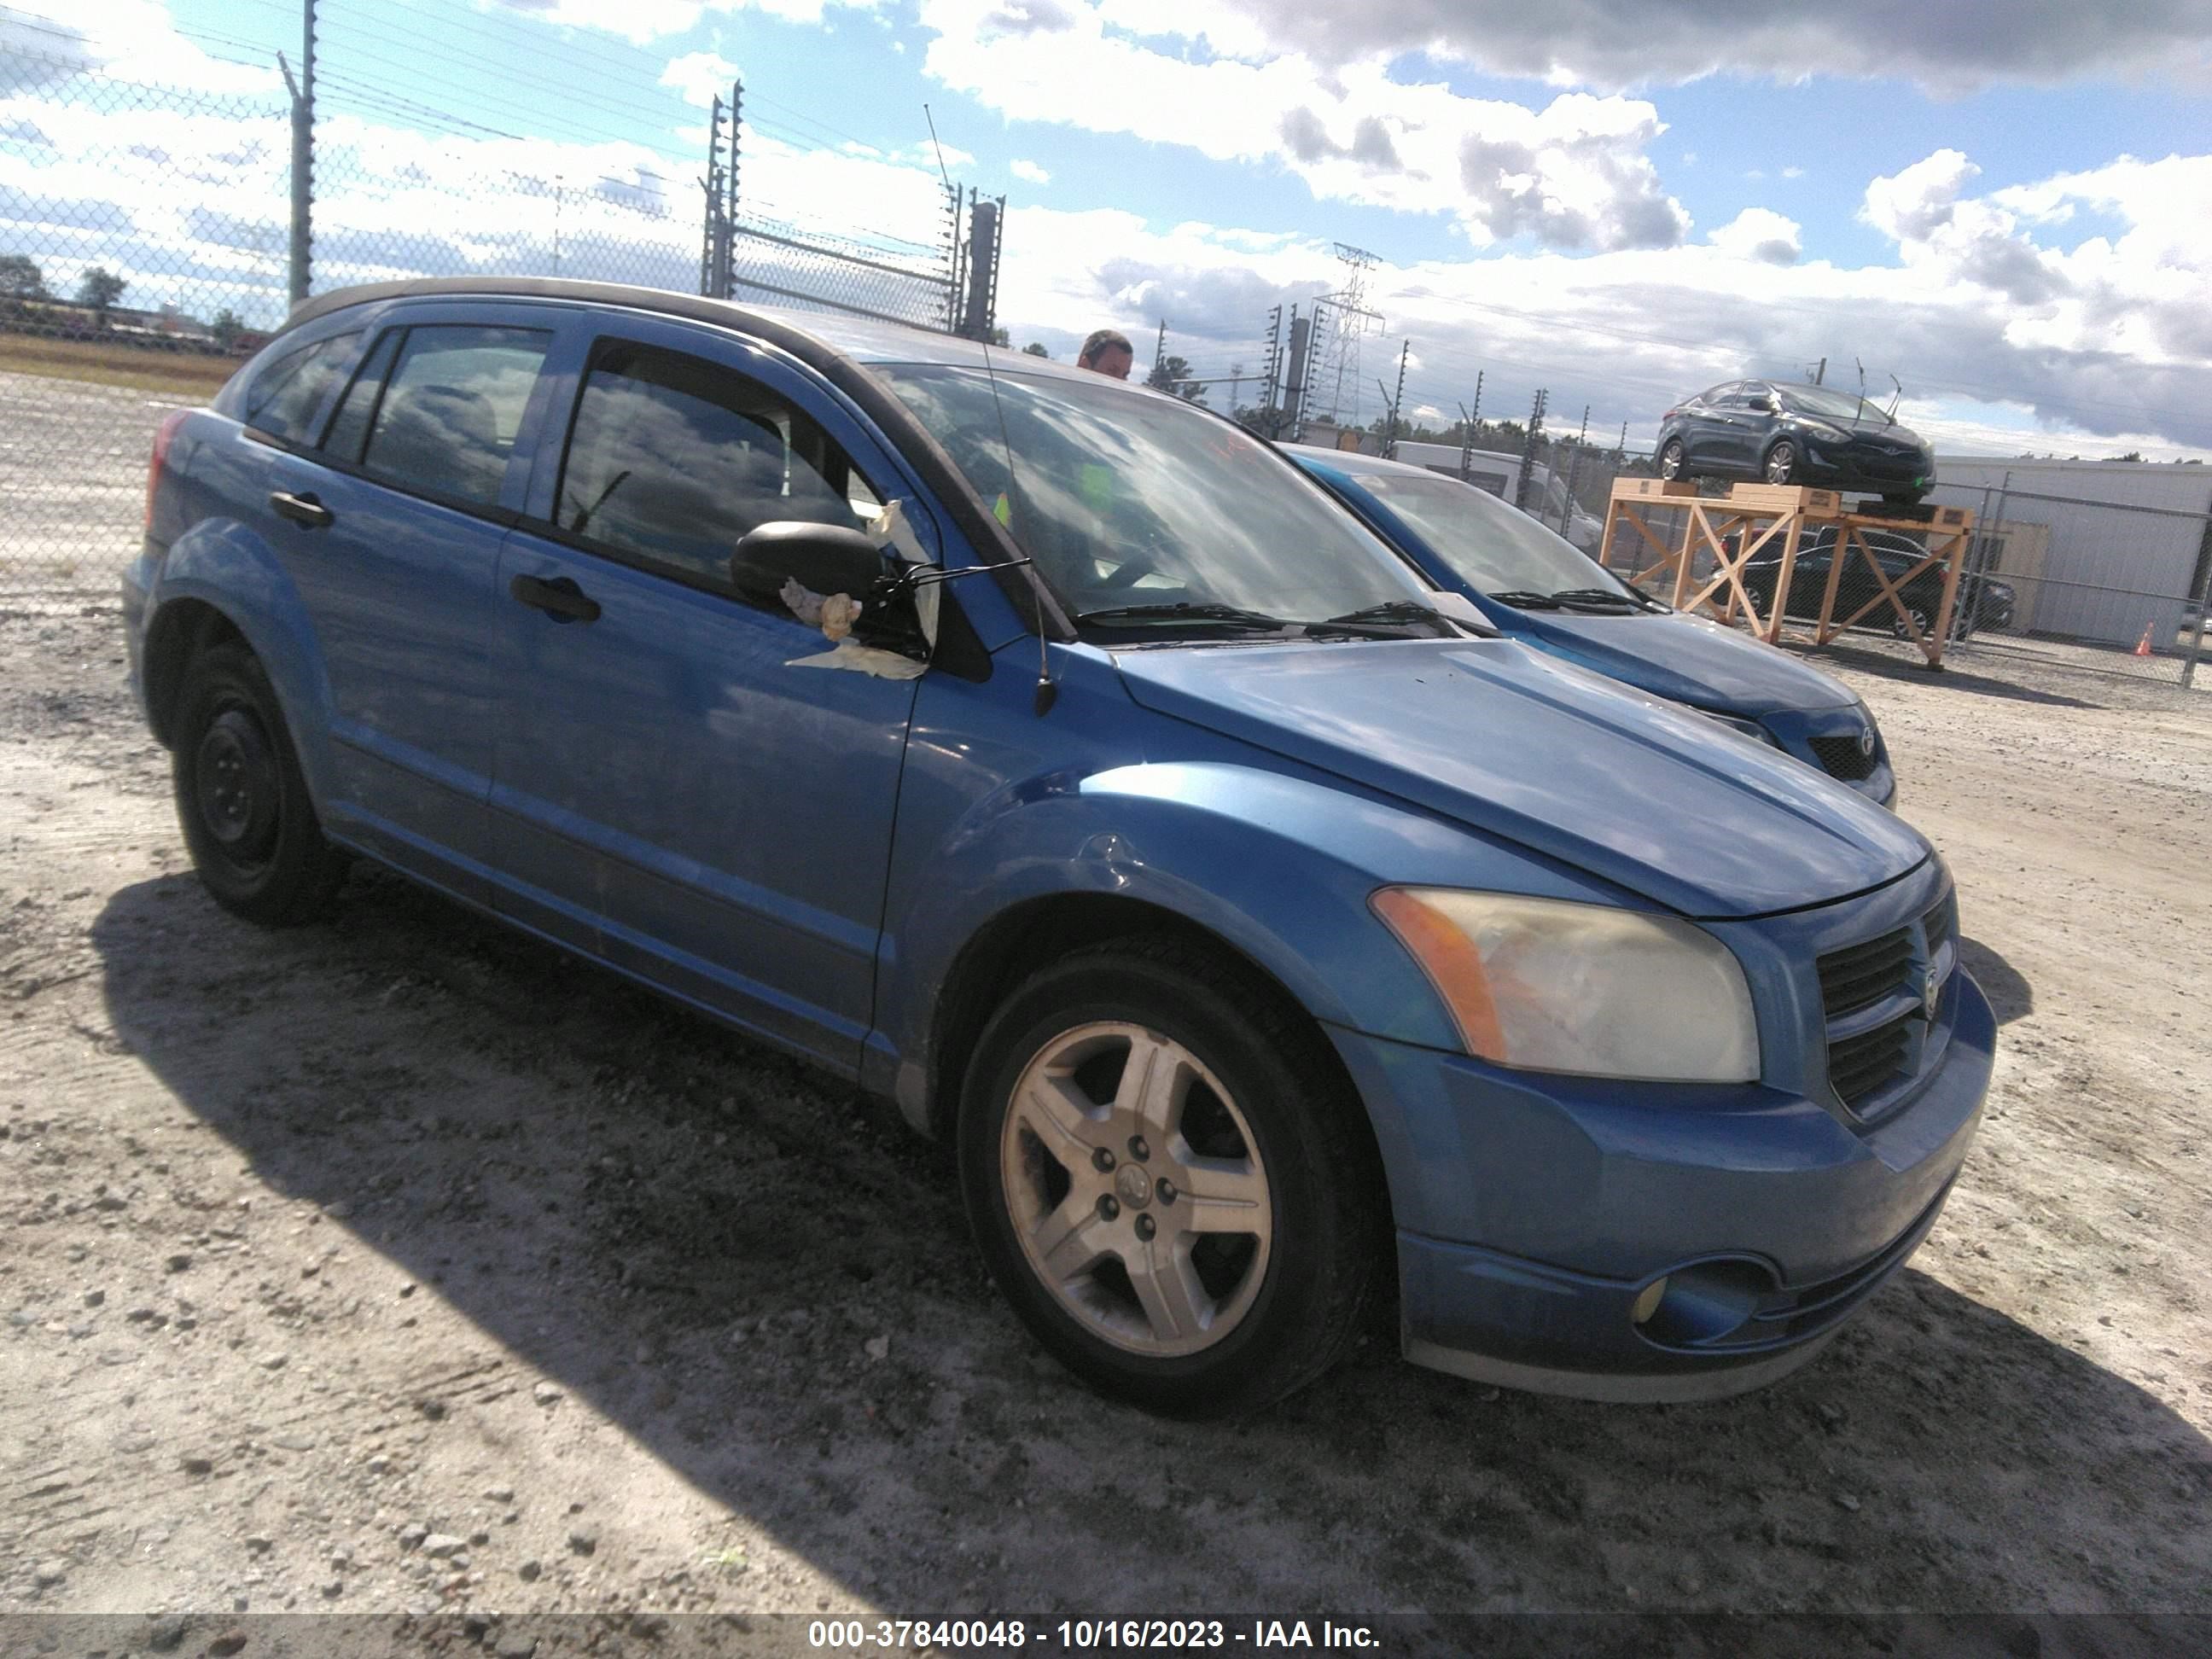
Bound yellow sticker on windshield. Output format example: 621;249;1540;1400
993;492;1012;527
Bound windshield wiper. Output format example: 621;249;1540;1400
1548;587;1647;612
1303;599;1451;637
1487;589;1565;609
1074;602;1292;633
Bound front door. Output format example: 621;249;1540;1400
487;319;934;1073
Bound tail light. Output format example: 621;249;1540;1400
144;409;190;533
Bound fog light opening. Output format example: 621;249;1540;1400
1631;1277;1669;1327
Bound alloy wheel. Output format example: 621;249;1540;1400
998;1022;1272;1358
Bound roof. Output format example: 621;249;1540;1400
280;276;1109;383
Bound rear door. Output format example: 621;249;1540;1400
487;316;934;1073
262;303;562;896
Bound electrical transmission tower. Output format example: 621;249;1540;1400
1304;242;1382;434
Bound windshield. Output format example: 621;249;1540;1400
1343;468;1633;601
873;365;1429;630
1779;384;1888;425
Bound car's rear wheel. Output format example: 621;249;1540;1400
1889;602;1936;642
1763;440;1799;486
1658;438;1685;480
959;937;1381;1417
173;642;347;925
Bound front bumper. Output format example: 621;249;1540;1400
1798;434;1932;493
1329;968;1994;1401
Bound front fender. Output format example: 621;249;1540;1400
874;749;1638;1129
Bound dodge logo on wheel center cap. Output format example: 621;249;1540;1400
1115;1165;1154;1209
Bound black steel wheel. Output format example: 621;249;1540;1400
172;641;347;925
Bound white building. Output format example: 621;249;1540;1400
1928;457;2212;648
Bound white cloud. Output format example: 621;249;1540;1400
660;51;742;108
492;0;881;47
1010;158;1051;184
916;0;1687;251
1189;0;2212;93
3;1;281;96
1708;207;1802;265
1781;166;1805;179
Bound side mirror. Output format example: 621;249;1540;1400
1749;397;1776;413
729;521;886;602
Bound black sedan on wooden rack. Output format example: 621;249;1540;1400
1656;381;1936;506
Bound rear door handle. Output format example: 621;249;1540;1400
509;573;601;624
269;490;334;529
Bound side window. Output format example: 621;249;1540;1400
556;340;877;587
357;325;551;510
320;329;402;464
242;332;358;443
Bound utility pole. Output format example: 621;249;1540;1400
1560;405;1590;535
1514;387;1548;512
1260;305;1284;424
1384;340;1408;459
1456;401;1476;480
700;93;727;298
1617;419;1628;462
1283;308;1311;440
1813;357;1827;386
281;0;317;306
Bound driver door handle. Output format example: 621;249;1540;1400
509;573;602;624
269;490;334;529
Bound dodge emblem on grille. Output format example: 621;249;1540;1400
1857;725;1876;759
1922;965;1942;1020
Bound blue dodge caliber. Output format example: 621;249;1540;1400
1289;445;1897;806
125;279;1991;1416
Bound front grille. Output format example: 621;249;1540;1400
1817;927;1912;1017
1827;1016;1912;1105
1924;895;1955;961
1807;732;1878;781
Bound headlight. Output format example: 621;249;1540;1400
1694;707;1785;749
1798;419;1849;442
1372;889;1761;1083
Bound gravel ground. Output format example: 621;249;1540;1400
3;607;2209;1636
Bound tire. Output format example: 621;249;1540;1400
1881;490;1926;509
1889;603;1936;642
1658;439;1685;480
958;936;1382;1418
1763;440;1799;486
172;641;347;926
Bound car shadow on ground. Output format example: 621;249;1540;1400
1958;935;2032;1025
1773;640;2101;707
90;870;2212;1615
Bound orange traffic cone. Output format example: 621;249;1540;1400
2134;624;2155;658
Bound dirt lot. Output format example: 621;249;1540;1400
2;600;2209;1639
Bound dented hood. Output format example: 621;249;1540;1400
1112;637;1928;919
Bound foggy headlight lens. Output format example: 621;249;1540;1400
1372;889;1761;1083
1696;707;1785;749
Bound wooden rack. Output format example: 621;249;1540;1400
1597;480;1976;667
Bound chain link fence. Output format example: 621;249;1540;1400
1925;480;2212;688
0;44;990;599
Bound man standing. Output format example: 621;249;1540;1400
1075;329;1134;380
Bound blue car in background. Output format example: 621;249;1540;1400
1289;445;1898;807
125;278;1987;1416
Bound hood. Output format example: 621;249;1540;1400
1113;638;1928;920
1499;607;1861;718
1828;418;1929;451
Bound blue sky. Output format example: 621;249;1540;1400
11;0;2212;456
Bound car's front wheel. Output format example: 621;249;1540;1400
1764;439;1799;486
1889;602;1937;642
959;937;1382;1417
172;641;347;925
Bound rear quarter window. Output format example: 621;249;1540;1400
241;332;359;444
